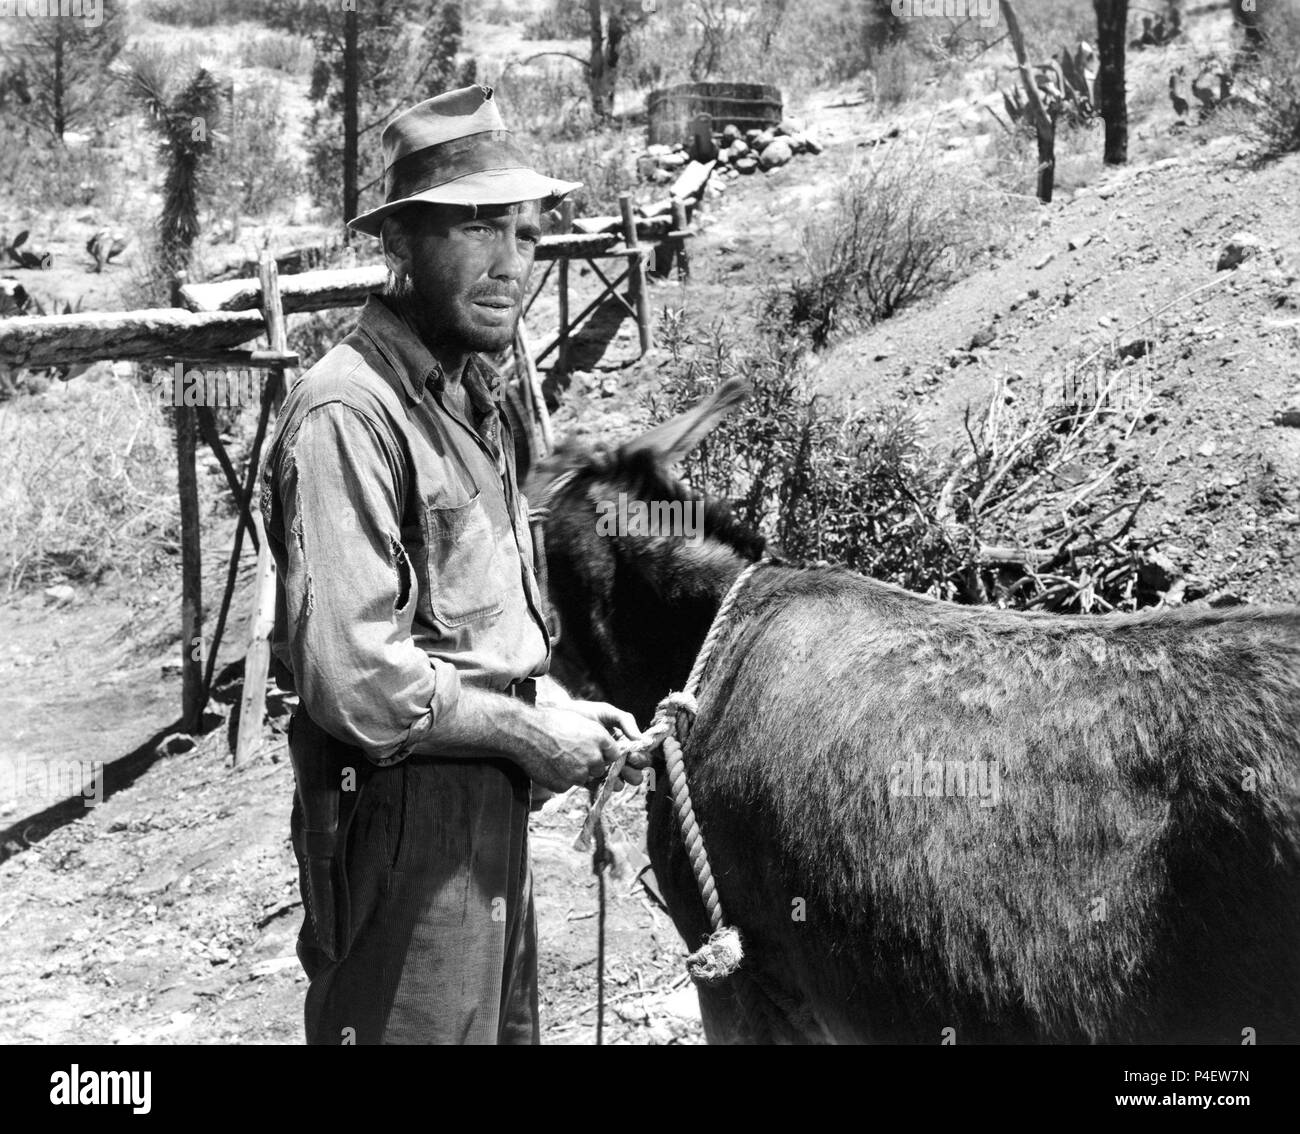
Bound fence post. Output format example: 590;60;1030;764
235;255;291;764
175;399;203;733
619;192;653;355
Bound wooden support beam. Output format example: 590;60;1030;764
200;369;280;712
235;255;292;765
194;407;260;554
619;193;653;356
557;198;574;372
175;403;204;734
671;200;691;280
0;308;267;369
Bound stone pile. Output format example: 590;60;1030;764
638;117;824;184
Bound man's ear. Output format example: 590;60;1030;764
380;215;413;283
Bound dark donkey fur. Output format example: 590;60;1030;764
525;379;1300;1044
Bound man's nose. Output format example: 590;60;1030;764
489;226;527;282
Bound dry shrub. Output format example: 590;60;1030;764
0;380;179;592
1243;6;1300;158
765;142;989;349
648;315;1160;613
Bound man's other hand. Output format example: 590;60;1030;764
559;700;647;787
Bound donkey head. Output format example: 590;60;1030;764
524;378;763;723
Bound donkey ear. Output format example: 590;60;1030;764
622;377;750;466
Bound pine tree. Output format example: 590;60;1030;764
3;1;126;140
273;0;467;230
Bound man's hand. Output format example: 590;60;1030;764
558;700;647;786
511;706;624;793
408;687;648;793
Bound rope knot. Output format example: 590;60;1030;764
657;689;698;720
686;926;744;985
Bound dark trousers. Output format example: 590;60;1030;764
290;711;539;1045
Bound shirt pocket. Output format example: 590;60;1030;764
421;490;506;628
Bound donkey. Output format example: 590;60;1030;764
525;379;1300;1044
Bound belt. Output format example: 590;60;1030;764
505;678;537;705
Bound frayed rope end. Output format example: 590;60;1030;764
686;925;743;985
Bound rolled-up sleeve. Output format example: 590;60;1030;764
272;402;459;763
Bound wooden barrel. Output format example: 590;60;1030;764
646;82;783;146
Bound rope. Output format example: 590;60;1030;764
530;461;771;988
594;557;770;986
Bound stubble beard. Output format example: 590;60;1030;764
389;269;518;356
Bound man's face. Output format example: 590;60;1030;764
387;200;542;355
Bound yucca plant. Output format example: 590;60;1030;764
123;56;225;286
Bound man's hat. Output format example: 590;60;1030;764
348;84;582;237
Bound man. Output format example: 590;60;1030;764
262;85;646;1045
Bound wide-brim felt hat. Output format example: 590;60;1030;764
348;84;582;236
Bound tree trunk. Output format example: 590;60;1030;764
1093;0;1129;165
587;0;606;118
1000;1;1056;203
1036;120;1056;203
1231;0;1264;49
343;7;359;234
53;25;65;140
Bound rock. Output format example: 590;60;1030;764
155;732;195;756
1138;551;1180;593
727;138;749;159
660;986;702;1022
759;137;794;169
1117;338;1153;360
734;155;758;174
1032;251;1055;270
1197;439;1218;457
646;143;671;157
657;151;689;170
744;128;763;144
43;584;76;607
722;123;742;142
1207;589;1247;608
801;132;824;155
636;154;658;180
786;133;808;154
969;327;996;349
776;117;805;137
1216;231;1261;271
1067;232;1093;251
753;129;777;150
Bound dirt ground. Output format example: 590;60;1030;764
2;8;1298;1045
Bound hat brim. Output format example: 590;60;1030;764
348;168;583;236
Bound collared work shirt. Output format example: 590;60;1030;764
262;295;550;763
